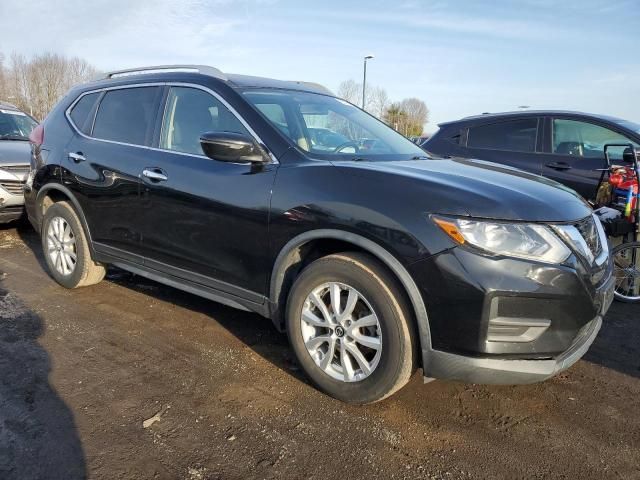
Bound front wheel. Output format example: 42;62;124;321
611;241;640;303
286;252;416;404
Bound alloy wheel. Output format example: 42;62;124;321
300;282;382;382
46;216;77;276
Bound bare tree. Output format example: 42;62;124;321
399;97;429;132
337;79;390;120
337;79;361;106
1;51;98;120
383;98;429;136
368;86;389;119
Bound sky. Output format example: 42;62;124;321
1;0;639;132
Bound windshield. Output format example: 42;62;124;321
0;109;38;140
242;89;426;160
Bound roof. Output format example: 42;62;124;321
439;110;629;127
95;64;333;96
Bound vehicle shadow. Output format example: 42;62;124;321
0;271;86;479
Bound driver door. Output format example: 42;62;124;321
138;86;278;298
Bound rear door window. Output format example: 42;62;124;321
93;87;161;145
552;119;638;161
69;92;100;135
467;118;539;152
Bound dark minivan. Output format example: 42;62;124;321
26;66;613;403
424;111;640;201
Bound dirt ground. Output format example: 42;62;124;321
0;223;639;480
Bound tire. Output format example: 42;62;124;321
286;252;416;404
41;201;106;289
611;241;640;303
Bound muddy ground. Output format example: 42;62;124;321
0;223;639;480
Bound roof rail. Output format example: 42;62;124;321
97;65;227;81
292;81;334;95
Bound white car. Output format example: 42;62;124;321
0;102;37;223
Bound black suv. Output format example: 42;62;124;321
424;111;640;201
25;66;614;403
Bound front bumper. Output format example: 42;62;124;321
425;314;603;384
411;245;614;384
0;184;25;223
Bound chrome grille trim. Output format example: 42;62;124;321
574;216;602;258
0;181;24;195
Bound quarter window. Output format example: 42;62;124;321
69;92;100;135
93;87;161;145
160;87;249;155
467;119;538;152
552;119;638;161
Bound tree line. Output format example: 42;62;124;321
337;79;429;137
0;52;98;121
0;51;429;137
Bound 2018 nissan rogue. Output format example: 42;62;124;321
25;65;614;403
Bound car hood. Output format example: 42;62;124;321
336;157;592;223
0;140;31;165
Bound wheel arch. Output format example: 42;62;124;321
269;229;433;366
36;183;96;256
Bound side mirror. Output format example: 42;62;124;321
199;132;269;164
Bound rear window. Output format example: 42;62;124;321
468;119;538;152
93;87;161;145
69;92;100;134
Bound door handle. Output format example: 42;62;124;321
68;152;86;163
142;168;168;182
545;162;572;171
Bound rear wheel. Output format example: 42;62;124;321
41;201;106;289
286;252;416;404
612;241;640;303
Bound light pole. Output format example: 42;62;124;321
362;55;374;109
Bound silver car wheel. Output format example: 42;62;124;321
300;282;382;382
46;216;77;276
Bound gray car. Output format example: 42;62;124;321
0;102;37;223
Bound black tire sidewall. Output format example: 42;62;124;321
41;202;88;289
286;254;411;404
611;241;640;303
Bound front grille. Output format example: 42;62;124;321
574;216;602;258
0;165;30;175
0;181;24;195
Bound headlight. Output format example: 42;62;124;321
434;217;571;264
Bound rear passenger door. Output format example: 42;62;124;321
137;85;277;299
541;117;639;200
464;117;542;176
63;85;164;260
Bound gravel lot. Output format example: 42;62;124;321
0;223;639;480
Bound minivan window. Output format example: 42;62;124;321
243;89;425;159
160;87;250;155
93;87;161;145
553;119;638;161
69;92;100;135
467;119;538;152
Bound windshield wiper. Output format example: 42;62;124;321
411;155;430;160
0;134;29;141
